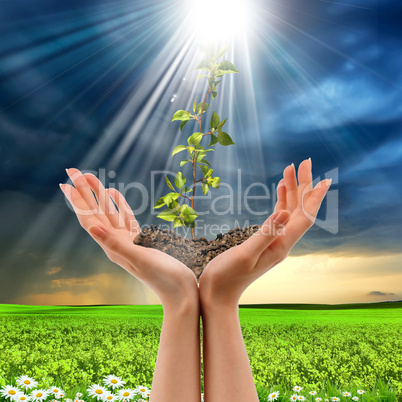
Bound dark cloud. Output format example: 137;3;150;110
368;291;396;297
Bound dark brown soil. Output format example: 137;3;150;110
133;225;261;279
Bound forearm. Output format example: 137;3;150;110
150;301;201;402
200;303;259;402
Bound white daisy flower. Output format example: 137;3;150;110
76;394;83;398
1;386;21;400
102;392;117;402
298;396;305;401
357;391;365;395
117;389;135;402
87;385;108;400
66;399;72;402
342;392;351;397
324;400;329;402
268;391;280;401
352;397;359;401
331;398;340;402
30;390;49;402
15;394;32;402
103;376;125;390
133;386;148;395
55;392;65;399
293;386;303;393
144;391;151;398
201;393;204;402
290;396;298;401
16;377;38;390
309;391;317;396
315;398;322;402
49;388;64;397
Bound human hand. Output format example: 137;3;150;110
60;168;198;312
199;158;331;310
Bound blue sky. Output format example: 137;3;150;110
0;0;401;305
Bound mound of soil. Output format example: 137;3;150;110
133;225;261;279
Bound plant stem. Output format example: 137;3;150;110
190;76;212;240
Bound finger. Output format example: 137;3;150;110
82;173;120;228
276;178;332;250
284;163;298;212
303;178;332;219
107;187;140;235
275;179;287;212
297;158;313;207
60;183;101;229
239;210;290;257
65;169;99;213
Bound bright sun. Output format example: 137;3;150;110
189;0;249;44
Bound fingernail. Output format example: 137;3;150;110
89;225;106;240
59;183;64;189
291;163;295;169
326;178;332;187
65;168;70;175
274;211;290;225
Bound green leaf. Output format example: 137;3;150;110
154;197;166;209
180;120;189;131
210;177;221;189
218;60;239;74
165;175;175;191
172;110;191;122
184;220;196;228
201;182;209;195
157;208;179;222
197;103;210;114
163;192;179;205
180;159;191;167
172;145;187;156
218;131;235;146
187;146;195;155
173;217;183;228
195;60;210;71
210;111;220;129
198;74;209;80
198;164;209;176
187;132;203;146
174;171;186;189
193;98;197;113
217;118;228;130
206;168;213;178
208;134;218;146
182;186;193;193
217;45;229;59
200;158;210;167
211;91;217;99
182;204;199;223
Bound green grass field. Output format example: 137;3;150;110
1;302;401;400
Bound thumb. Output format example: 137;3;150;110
241;210;290;256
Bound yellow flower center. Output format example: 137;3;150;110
123;392;129;397
54;390;59;393
9;391;16;396
140;389;145;392
24;380;31;384
107;397;113;400
95;390;103;395
21;398;26;401
37;393;43;397
111;380;117;384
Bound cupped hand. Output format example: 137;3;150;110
60;168;198;312
199;158;332;310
